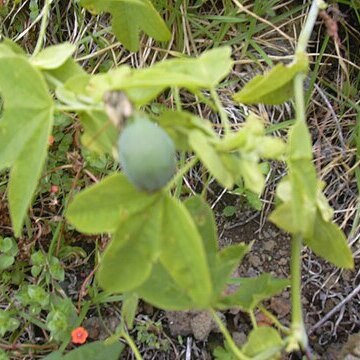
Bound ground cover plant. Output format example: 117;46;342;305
0;0;359;359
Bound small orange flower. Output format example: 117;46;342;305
48;135;55;146
71;326;88;344
50;185;59;194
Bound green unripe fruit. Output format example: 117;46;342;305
118;116;176;192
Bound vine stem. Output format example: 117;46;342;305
165;156;198;192
289;0;327;352
289;234;308;349
210;88;231;136
32;0;52;56
210;309;250;360
120;331;143;360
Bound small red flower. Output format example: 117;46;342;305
71;326;88;344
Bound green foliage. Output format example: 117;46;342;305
30;251;65;281
66;173;161;234
233;55;308;104
0;2;356;358
122;292;139;329
223;205;237;217
0;310;20;337
218;274;289;311
0;44;54;236
184;196;218;272
0;237;18;271
241;327;283;358
0;349;9;360
31;43;76;70
17;284;57;318
97;198;163;292
189;113;285;192
135;320;170;351
158;195;212;307
46;297;77;342
43;341;124;360
80;0;171;51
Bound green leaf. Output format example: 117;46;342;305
66;173;160;234
239;159;265;195
44;58;85;86
219;274;289;311
0;349;10;360
0;310;20;337
85;66;132;101
97;199;163;292
244;190;262;211
270;179;335;235
49;257;65;282
0;55;54;236
53;49;233;107
42;352;62;360
123;47;233;98
0;237;14;253
157;110;214;150
316;183;334;222
288;119;312;161
43;341;124;360
189;130;234;188
0;254;15;271
64;341;124;360
233;56;308;105
184;195;217;272
223;206;236;217
269;201;298;234
287;121;317;238
257;137;286;159
80;110;118;156
136;262;195;310
31;43;76;70
80;0;171;52
159;195;212;307
122;293;139;329
305;212;354;269
242;327;283;358
212;244;250;299
0;38;26;55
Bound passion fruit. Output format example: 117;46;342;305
118;115;176;192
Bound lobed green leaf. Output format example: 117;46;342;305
233;56;308;105
66;173;161;234
97;199;163;292
0;54;54;236
80;0;171;52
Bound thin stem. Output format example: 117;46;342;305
290;234;307;349
210;309;249;360
296;0;327;55
32;0;52;56
293;73;306;124
165;156;198;192
172;87;186;198
288;0;326;352
120;331;143;360
24;215;33;239
174;152;186;198
249;311;258;329
211;88;230;136
258;305;290;335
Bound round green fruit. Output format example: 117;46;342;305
118;116;176;192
